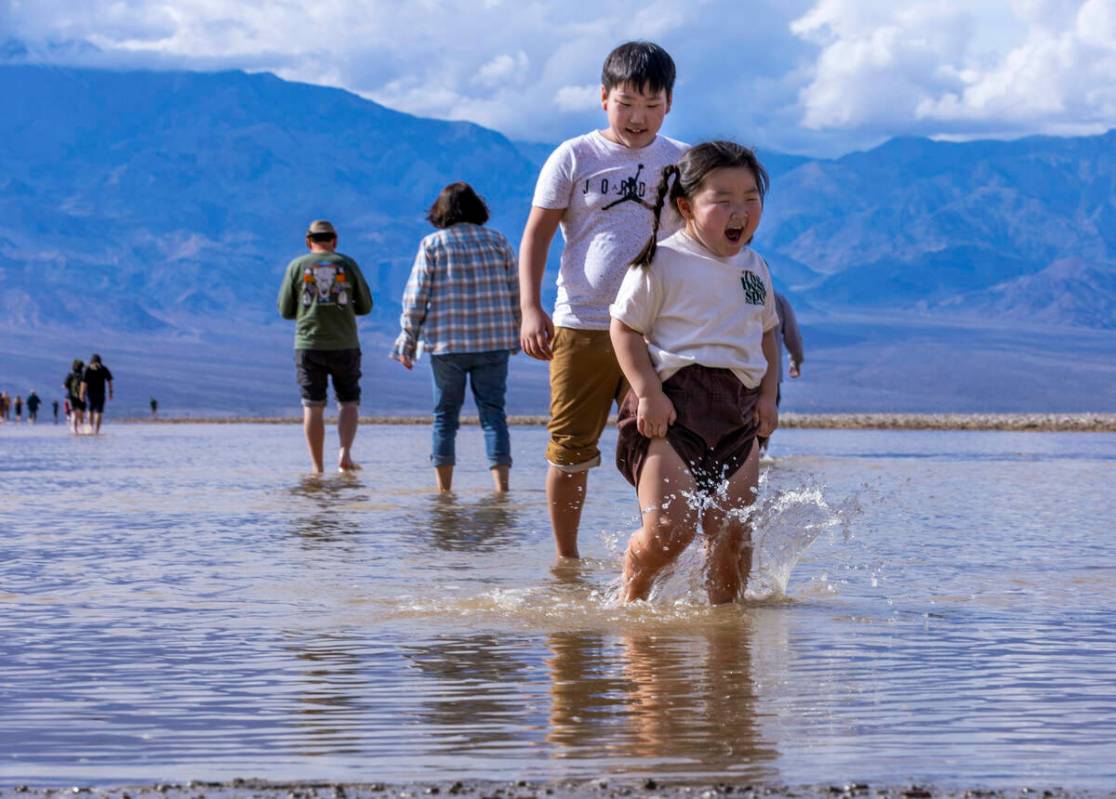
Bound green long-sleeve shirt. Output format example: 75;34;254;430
277;251;373;350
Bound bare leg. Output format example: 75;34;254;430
337;401;360;471
491;464;509;493
90;411;103;434
303;405;325;473
435;464;454;492
702;441;761;604
622;438;699;602
547;465;587;558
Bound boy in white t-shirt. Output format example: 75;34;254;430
519;41;688;559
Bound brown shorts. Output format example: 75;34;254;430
616;365;760;495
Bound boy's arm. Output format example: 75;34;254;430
610;318;675;439
518;206;563;360
757;328;780;437
505;240;522;332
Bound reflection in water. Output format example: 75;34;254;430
288;474;368;543
402;634;530;752
288;632;367;753
422;492;521;552
547;619;779;779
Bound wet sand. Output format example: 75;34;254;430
0;780;1104;799
124;413;1116;432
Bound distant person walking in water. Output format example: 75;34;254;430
26;391;41;423
52;399;60;424
278;219;373;473
14;395;23;422
391;183;521;493
150;397;158;417
65;359;86;434
757;291;804;459
0;391;8;421
80;354;114;434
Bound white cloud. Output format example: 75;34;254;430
791;0;1116;139
5;0;1116;154
553;84;599;112
475;51;530;88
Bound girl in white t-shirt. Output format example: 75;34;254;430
609;141;780;604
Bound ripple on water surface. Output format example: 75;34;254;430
1;424;1116;786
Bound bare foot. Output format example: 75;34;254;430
338;460;362;472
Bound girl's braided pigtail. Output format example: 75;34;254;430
631;164;680;269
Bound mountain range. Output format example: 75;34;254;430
1;65;1114;415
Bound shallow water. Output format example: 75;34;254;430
2;423;1115;787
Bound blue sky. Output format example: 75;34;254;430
3;0;1115;156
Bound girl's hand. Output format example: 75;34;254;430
755;394;779;438
392;353;414;370
637;391;677;439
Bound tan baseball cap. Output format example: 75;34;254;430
307;219;337;236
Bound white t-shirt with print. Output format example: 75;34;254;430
532;130;689;330
609;230;779;388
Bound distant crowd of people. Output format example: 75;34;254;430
1;354;116;433
276;41;807;605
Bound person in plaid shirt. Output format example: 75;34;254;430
391;182;521;493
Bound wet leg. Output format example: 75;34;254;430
547;465;586;558
622;438;699;602
701;441;761;604
337;401;361;471
303;404;325;473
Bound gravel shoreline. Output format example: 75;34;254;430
121;413;1116;432
0;781;1109;799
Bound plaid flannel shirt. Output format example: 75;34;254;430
391;223;521;361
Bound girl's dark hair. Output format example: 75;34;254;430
602;41;676;98
631;140;770;268
427;182;489;228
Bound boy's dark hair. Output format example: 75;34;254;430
602;41;676;98
427;182;489;228
632;140;770;268
307;232;337;244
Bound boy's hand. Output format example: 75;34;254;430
637;390;676;439
755;394;779;439
392;353;414;370
521;306;554;360
789;361;801;378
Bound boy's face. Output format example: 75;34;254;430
600;82;671;149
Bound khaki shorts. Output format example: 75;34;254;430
546;327;628;471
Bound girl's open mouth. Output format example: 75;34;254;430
725;226;744;243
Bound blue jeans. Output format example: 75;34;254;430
429;351;512;468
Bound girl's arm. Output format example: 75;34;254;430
610;318;676;439
756;327;780;438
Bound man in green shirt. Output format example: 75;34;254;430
277;220;373;473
